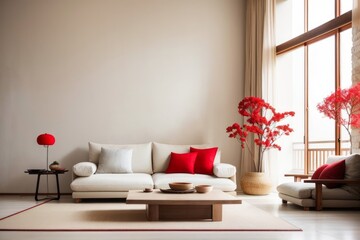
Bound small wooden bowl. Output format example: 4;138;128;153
169;182;194;191
49;165;64;171
195;185;213;193
143;188;153;193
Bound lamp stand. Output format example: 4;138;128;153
46;145;49;170
46;145;49;195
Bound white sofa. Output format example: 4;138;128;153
70;142;237;201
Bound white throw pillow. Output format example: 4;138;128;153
96;147;133;173
213;163;236;178
73;162;97;177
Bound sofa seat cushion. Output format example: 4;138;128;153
152;173;237;192
276;182;314;199
277;182;360;200
70;173;153;192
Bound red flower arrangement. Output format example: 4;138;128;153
317;82;360;153
226;97;295;172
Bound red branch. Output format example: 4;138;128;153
226;97;295;172
317;82;360;153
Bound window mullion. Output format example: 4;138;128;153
335;31;341;155
304;0;309;174
304;45;309;174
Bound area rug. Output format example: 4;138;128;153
0;200;301;232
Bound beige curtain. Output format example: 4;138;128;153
241;0;276;175
353;0;360;84
262;1;277;178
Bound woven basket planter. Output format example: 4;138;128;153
240;172;272;195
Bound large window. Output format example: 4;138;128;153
275;0;352;174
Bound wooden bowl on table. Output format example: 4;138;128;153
169;182;194;191
195;185;213;193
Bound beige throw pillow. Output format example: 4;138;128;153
96;147;133;173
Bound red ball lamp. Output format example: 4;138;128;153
37;133;55;170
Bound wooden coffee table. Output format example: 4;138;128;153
126;189;241;221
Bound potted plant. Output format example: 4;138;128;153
226;97;295;194
317;82;360;154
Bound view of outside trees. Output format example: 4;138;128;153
275;0;352;179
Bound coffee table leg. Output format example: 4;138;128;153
146;204;159;221
212;204;222;221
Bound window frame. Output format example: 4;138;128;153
275;1;352;174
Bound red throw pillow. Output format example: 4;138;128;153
319;160;345;188
311;164;328;179
190;147;218;175
165;152;198;174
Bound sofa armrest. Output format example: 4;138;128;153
213;163;236;179
73;162;97;177
304;179;360;184
284;173;312;182
304;179;360;210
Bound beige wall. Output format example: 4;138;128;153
0;0;245;193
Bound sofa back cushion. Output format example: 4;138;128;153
88;142;153;174
326;154;360;196
326;155;348;164
343;154;360;196
152;142;221;173
326;154;360;179
343;154;360;179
